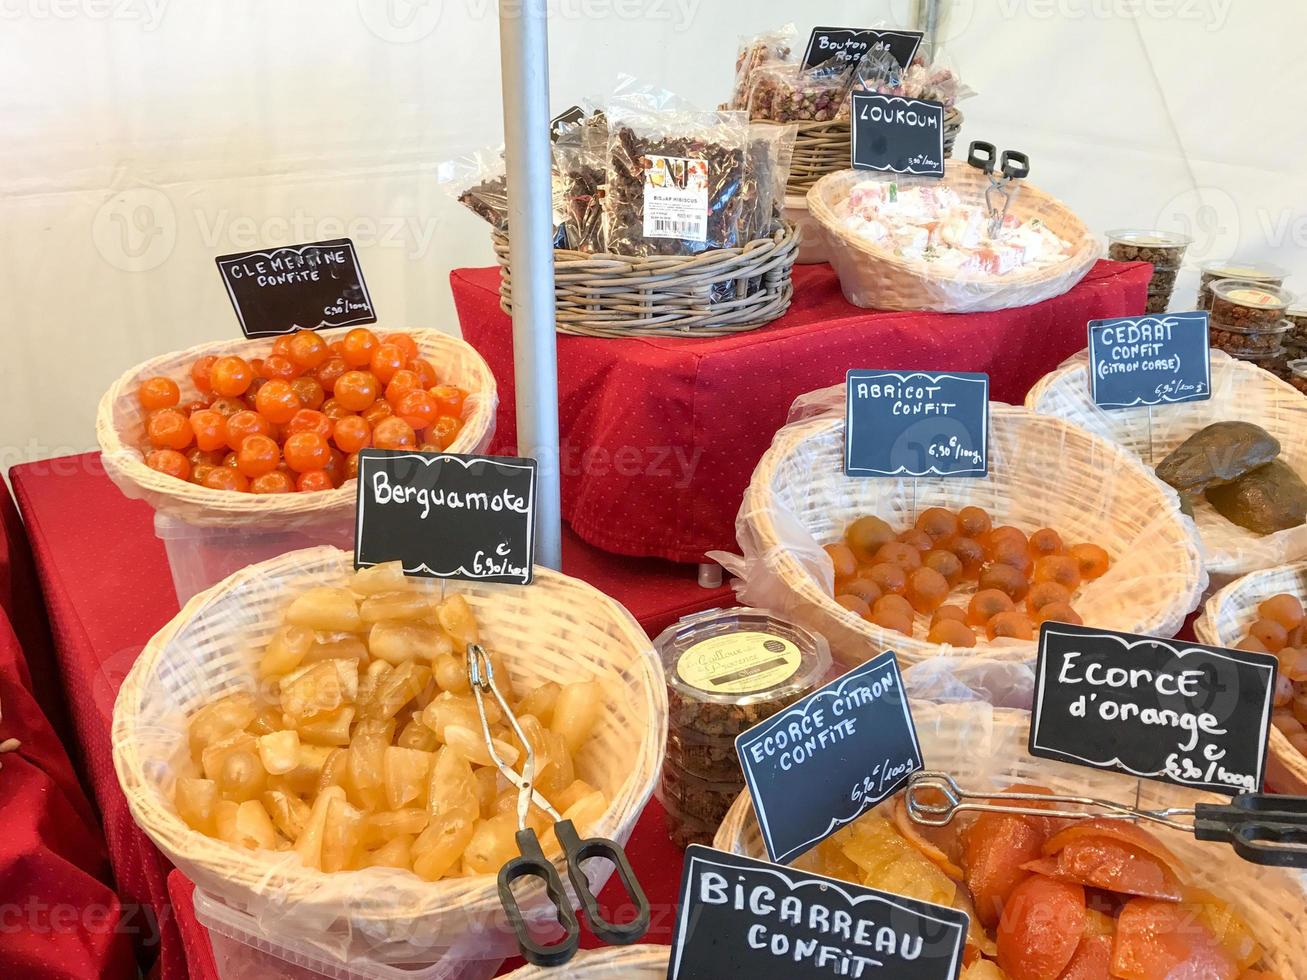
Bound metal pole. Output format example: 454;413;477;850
919;0;944;62
499;0;562;571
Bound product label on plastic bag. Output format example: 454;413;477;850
643;155;709;242
1088;311;1212;409
677;632;803;695
736;651;924;865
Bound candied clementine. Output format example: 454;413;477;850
145;448;190;481
334;370;379;412
384;369;422;407
870;610;913;636
949;536;985;580
249;471;294;494
261;353;300;381
408;357;438;388
922;549;963;585
202;467;249;492
874;594;914;622
225;410;271;451
147;409;193;450
209;356;254;397
372;417;417;451
286;409;332;441
281;432;330;473
383;332;418;360
1035;602;1082;627
396;389;439;430
430;384;466;418
1026;581;1072;615
296;469;334;493
287;329;329;370
932;605;967;625
341;328;379;368
988;539;1033;577
425;415;462;450
898;528;935;553
344;451;360;481
189;410;228;453
138;376;180;411
209;396;246;418
291;377;325;412
839;578;882;607
370;343;407;384
235;434;280;478
254;379;300;424
320;397;350;420
315;356;347;394
361;399;393;426
333;416;371;454
191;355;218;394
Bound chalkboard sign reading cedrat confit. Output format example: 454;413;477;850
845;370;989;478
216;238;376;338
354;449;536;586
1030;622;1278;796
667;846;968;980
1088;311;1212;409
851;93;945;178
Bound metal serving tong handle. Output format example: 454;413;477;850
967;140;1030;238
906;771;1307;869
467;644;650;966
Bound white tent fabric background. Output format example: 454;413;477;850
1;0;1303;471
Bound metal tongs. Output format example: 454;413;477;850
966;140;1030;239
906;771;1307;869
466;644;650;967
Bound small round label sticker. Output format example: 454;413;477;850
677;631;802;695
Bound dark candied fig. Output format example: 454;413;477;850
1205;459;1307;534
1155;421;1281;494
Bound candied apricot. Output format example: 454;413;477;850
846;515;896;562
1035;602;1082;627
1250;619;1288;653
1111;899;1238;980
923;549;963;585
824;542;858;579
928;619;976;647
835;595;871;619
1033;555;1082;591
996;876;1085;980
1259;593;1305;630
1237;636;1269;654
906;567;950;614
1027;581;1071;615
988;611;1035;641
1028;528;1064;559
967;590;1015;628
916;507;959;542
1276;647;1307;682
875;542;923;569
979;563;1030;602
874;594;914;621
898;528;935;553
949;537;985;581
988;539;1033;577
839;578;883;607
1069;543;1110;581
958;505;993;538
867;563;908;597
932;605;968;625
983;526;1028;559
871;611;914;636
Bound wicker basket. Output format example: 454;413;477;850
1195;561;1307;795
784;108;962;196
504;945;669;978
807;160;1098;312
96;327;497;528
493;224;799;339
729;403;1206;668
111;546;667;962
715;700;1307;977
1027;349;1307;582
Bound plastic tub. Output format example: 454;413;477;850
193;889;505;980
1208;317;1292;357
1105;229;1192;269
1288;359;1307;395
1210;279;1294;330
1197;259;1288;310
154;511;354;605
1286;307;1307;346
783;192;829;265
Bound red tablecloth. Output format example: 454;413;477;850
11;455;728;979
453;260;1153;563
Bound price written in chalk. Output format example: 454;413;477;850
1088;312;1212;409
851;93;945;178
1030;622;1278;795
845;370;989;478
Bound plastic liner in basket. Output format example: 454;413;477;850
110;546;666;964
96;327;497;530
1026;348;1307;583
708;386;1207;668
712;700;1307;978
504;944;670;978
1194;560;1307;796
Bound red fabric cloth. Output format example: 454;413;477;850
0;599;137;979
453;260;1153;563
11;455;730;979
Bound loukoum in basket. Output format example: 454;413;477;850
504;945;669;978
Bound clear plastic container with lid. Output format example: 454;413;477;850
1209;317;1292;357
1196;259;1287;310
1209;279;1294;331
1286;307;1307;347
653;607;831;847
1105;229;1192;269
1289;359;1307;396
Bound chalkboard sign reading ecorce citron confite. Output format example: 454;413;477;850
216;238;376;338
354;449;537;586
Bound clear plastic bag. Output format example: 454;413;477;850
729;24;797;110
553;110;609;252
436;147;510;231
739;122;797;244
745;62;850;123
604;93;749;257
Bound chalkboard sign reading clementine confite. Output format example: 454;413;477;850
354;449;536;586
845;370;989;477
736;651;924;865
216;238;376;338
667;846;967;980
801;27;924;72
1088;312;1212;409
1030;622;1278;796
851;93;945;177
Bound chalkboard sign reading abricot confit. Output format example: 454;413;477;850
1030;622;1278;795
737;652;924;865
851;93;945;178
354;450;536;586
845;370;989;478
668;846;967;980
1088;311;1212;409
216;238;376;338
801;27;924;71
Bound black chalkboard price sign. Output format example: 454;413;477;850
667;846;967;980
1030;622;1278;796
216;238;376;338
736;652;924;865
851;93;945;177
845;369;989;478
801;27;924;71
1088;311;1212;409
354;449;536;586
